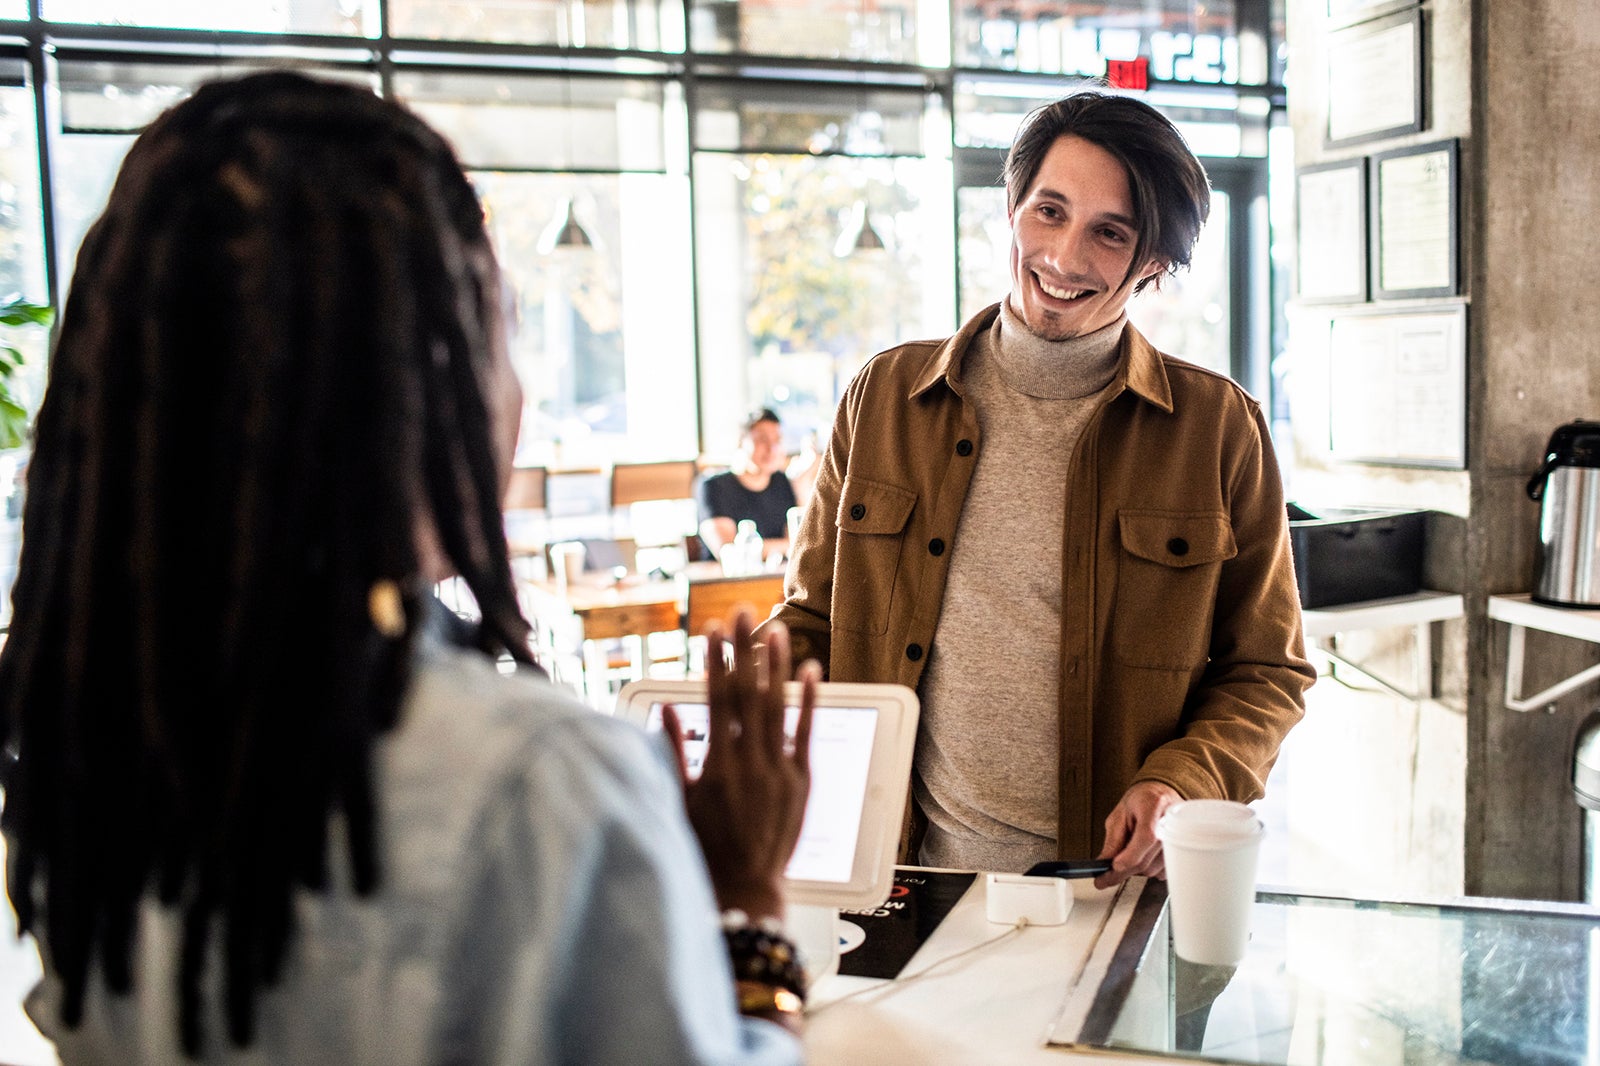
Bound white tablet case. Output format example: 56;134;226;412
615;679;919;910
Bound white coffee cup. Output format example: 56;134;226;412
551;541;587;592
1155;799;1264;966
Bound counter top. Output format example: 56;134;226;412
804;874;1172;1065
806;870;1600;1065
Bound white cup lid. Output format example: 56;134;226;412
1155;799;1264;850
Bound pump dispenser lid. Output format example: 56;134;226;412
1527;420;1600;500
1544;420;1600;467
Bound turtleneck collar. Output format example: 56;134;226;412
991;298;1126;400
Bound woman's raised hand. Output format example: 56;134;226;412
664;610;818;922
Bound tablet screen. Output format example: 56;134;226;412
639;701;879;884
618;678;918;910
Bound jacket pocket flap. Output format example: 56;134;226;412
837;476;916;535
1118;511;1237;568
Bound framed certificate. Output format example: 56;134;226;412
1326;0;1417;29
1370;138;1459;300
1327;302;1467;469
1326;9;1424;147
1295;158;1367;304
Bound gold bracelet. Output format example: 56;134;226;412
736;980;805;1016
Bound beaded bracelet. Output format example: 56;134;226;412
720;909;807;1005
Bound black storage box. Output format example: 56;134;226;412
1287;504;1428;608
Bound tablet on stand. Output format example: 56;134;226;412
615;679;920;984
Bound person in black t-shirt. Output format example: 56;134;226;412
698;408;797;564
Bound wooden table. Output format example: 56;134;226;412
521;562;727;706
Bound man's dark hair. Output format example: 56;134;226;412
1002;90;1211;294
0;70;535;1054
741;407;781;437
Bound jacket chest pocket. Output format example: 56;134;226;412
832;475;917;635
1110;511;1236;670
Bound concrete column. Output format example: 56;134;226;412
1285;0;1600;899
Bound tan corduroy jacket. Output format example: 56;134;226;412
761;305;1315;858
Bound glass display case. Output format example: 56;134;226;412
1052;881;1600;1066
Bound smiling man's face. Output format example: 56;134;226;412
1007;133;1164;342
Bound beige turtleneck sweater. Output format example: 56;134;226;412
913;301;1125;873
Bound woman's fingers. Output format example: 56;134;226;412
660;703;691;790
702;620;734;752
680;611;817;919
694;609;811;786
728;610;769;754
750;618;790;759
790;660;819;777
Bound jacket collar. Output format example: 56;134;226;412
909;302;1175;415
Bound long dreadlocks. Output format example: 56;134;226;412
0;70;536;1054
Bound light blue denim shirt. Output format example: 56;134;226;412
28;633;800;1066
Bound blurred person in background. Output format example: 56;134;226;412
697;408;799;565
0;70;816;1066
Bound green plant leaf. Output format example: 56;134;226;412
0;298;51;449
0;393;27;450
0;301;54;328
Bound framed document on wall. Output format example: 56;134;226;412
1326;0;1417;29
1295;158;1367;304
1370;138;1459;299
1325;9;1424;147
1327;302;1467;469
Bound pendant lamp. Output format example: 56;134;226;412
834;200;887;258
539;196;593;254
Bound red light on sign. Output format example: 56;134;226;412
1107;58;1150;91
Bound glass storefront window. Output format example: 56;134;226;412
955;77;1266;157
397;71;697;469
390;0;686;52
687;0;947;66
1127;189;1230;375
0;62;47;627
6;11;1284;487
475;170;697;469
955;182;1004;321
954;0;1246;83
43;0;376;35
693;82;953;459
51;62;378;289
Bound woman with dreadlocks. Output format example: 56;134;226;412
0;70;815;1064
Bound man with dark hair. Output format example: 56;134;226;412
765;90;1314;884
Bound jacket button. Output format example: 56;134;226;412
906;643;923;661
928;537;945;556
955;439;973;457
1167;537;1189;556
849;503;866;521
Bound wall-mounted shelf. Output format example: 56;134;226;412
1301;590;1465;702
1487;594;1600;712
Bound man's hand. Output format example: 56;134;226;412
1094;781;1182;889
